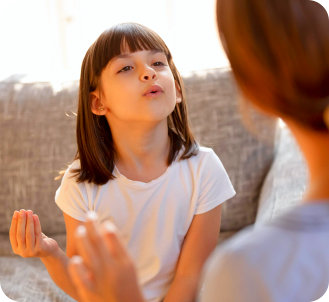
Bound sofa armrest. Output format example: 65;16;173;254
255;123;308;224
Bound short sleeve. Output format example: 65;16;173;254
55;161;89;221
195;149;235;214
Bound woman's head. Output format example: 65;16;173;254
216;0;329;131
76;23;197;184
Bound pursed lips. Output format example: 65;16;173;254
143;85;164;97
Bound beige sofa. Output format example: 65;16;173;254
0;68;307;301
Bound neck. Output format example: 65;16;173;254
108;119;170;176
285;120;329;203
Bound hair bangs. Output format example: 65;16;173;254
118;24;170;56
92;23;171;80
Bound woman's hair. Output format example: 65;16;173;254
216;0;329;130
75;22;198;185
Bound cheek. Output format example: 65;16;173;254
166;84;177;104
163;74;176;98
105;82;135;105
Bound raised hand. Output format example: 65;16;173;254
67;213;144;302
9;209;59;258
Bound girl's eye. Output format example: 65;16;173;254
153;61;166;67
118;66;133;73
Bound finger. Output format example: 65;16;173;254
85;213;113;262
33;214;42;244
75;225;101;272
9;211;19;250
25;210;35;250
17;209;27;249
84;212;103;246
68;256;96;302
101;221;127;259
68;256;94;291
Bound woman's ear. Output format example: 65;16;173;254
90;91;107;115
175;82;182;104
324;106;329;129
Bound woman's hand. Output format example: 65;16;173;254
67;213;144;302
9;209;59;258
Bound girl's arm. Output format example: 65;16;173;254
41;212;82;300
163;204;222;302
9;209;81;300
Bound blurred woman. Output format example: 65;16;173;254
200;1;329;301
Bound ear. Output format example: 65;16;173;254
324;106;329;129
90;90;107;115
175;82;182;104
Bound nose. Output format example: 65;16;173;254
140;66;157;81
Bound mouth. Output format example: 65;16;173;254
143;85;164;97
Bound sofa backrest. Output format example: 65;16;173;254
0;79;78;238
0;68;276;244
184;68;276;231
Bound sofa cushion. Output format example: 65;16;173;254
255;123;308;224
0;80;78;240
0;256;75;302
184;68;276;231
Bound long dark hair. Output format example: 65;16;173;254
75;23;198;185
217;0;329;130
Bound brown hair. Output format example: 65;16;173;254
216;0;329;130
75;23;198;185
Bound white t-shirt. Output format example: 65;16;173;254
199;202;329;302
55;146;235;302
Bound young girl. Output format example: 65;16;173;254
9;23;235;302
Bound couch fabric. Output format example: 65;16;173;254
256;123;308;224
0;68;305;301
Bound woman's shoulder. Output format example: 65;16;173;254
211;203;329;267
202;208;329;301
201;224;288;297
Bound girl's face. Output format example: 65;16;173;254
90;46;181;125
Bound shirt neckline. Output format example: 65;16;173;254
113;162;173;189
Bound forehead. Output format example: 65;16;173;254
113;49;165;60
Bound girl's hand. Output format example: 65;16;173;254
67;213;144;302
9;209;59;258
